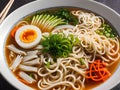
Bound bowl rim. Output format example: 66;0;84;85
0;0;120;90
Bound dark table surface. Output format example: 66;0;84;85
0;0;120;90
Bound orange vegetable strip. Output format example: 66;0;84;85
85;59;111;82
11;26;19;37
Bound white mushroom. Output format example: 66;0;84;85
10;55;23;72
27;50;39;55
19;71;36;84
34;45;43;50
52;25;75;31
19;64;38;72
22;58;40;66
23;54;38;62
7;44;26;55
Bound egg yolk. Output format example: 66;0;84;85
20;29;37;43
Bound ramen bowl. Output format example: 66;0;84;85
0;0;120;90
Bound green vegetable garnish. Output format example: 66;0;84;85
96;24;117;38
68;34;80;45
29;74;34;79
31;14;67;32
79;58;85;65
25;16;32;23
45;61;50;68
52;9;78;25
41;33;78;58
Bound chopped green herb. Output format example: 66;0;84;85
68;34;80;45
29;74;34;79
79;58;85;65
41;33;78;58
74;37;80;45
96;24;117;38
53;9;78;25
45;61;50;68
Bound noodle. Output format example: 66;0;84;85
38;57;85;90
71;10;103;31
16;20;29;27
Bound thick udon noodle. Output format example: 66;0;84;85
6;9;120;90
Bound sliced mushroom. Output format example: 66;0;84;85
22;58;40;66
19;71;36;84
19;64;38;72
7;44;26;55
10;55;23;72
27;50;39;55
23;54;38;62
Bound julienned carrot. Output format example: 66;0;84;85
11;26;19;37
85;59;111;82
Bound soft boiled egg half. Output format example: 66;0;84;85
15;25;42;49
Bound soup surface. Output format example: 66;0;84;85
5;8;120;90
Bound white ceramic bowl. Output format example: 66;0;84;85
0;0;120;90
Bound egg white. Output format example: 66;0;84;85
15;25;42;49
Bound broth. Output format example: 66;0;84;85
5;8;120;90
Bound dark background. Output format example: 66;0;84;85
0;0;120;90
